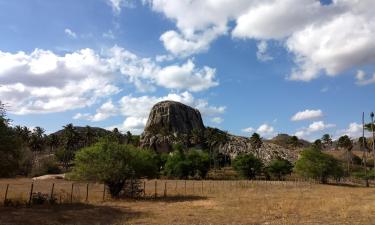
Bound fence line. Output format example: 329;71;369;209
0;178;372;207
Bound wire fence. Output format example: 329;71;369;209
0;178;373;207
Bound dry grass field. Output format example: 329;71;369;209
1;178;375;225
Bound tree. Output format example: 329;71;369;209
71;140;158;197
164;149;209;179
126;131;132;144
266;159;293;180
47;133;60;153
0;102;30;177
84;126;95;147
294;148;344;183
204;127;229;169
29;127;46;153
288;136;300;149
59;124;80;169
250;133;263;158
313;139;323;151
321;134;332;148
337;135;353;174
233;153;263;179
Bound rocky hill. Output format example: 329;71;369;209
140;101;298;162
140;101;205;152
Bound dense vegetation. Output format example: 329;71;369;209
294;148;344;183
1;100;374;190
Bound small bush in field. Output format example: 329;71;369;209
71;139;158;198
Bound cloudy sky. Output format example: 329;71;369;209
0;0;374;140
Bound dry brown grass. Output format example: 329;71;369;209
1;178;375;225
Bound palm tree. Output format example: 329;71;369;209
84;125;95;147
321;134;332;149
61;124;79;169
250;133;263;158
337;135;353;174
47;133;60;153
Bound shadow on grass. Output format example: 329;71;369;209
326;182;373;188
0;203;142;225
129;195;208;203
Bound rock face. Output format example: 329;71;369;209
217;135;298;163
141;100;298;162
140;101;205;152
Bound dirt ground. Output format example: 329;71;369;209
1;179;375;225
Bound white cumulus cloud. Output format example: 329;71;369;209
291;109;323;121
295;121;335;139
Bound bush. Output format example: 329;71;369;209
71;140;158;197
232;153;263;179
266;159;293;180
163;149;209;179
294;148;344;183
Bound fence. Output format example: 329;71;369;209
0;178;372;206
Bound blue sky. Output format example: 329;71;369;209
0;0;374;141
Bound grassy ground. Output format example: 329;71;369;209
1;179;375;225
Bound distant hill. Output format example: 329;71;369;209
268;133;310;149
50;126;112;137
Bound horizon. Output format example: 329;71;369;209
1;0;374;141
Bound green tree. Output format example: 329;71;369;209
288;136;300;149
250;133;263;158
29;127;46;153
337;135;353;174
294;148;344;183
60;124;80;169
313;139;323;151
0;102;27;177
321;134;332;148
84;126;95;147
47;133;60;153
204;127;229;169
266;159;293;180
233;153;263;179
71;140;158;197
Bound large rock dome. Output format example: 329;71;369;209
140;101;205;152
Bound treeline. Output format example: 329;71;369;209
0;101;139;177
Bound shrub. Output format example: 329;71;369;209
266;159;293;180
163;149;209;179
232;153;263;179
294;148;344;183
71;140;158;197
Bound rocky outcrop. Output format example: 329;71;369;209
141;100;299;162
140;101;205;152
218;135;298;163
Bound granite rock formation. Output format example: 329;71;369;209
140;101;298;162
140;101;205;152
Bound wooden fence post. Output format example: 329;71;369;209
164;181;167;198
201;180;203;194
28;182;34;206
3;184;9;205
70;183;74;203
102;184;106;202
184;180;187;196
143;181;146;197
85;183;89;202
154;180;157;198
131;179;134;198
192;181;194;194
50;183;55;200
